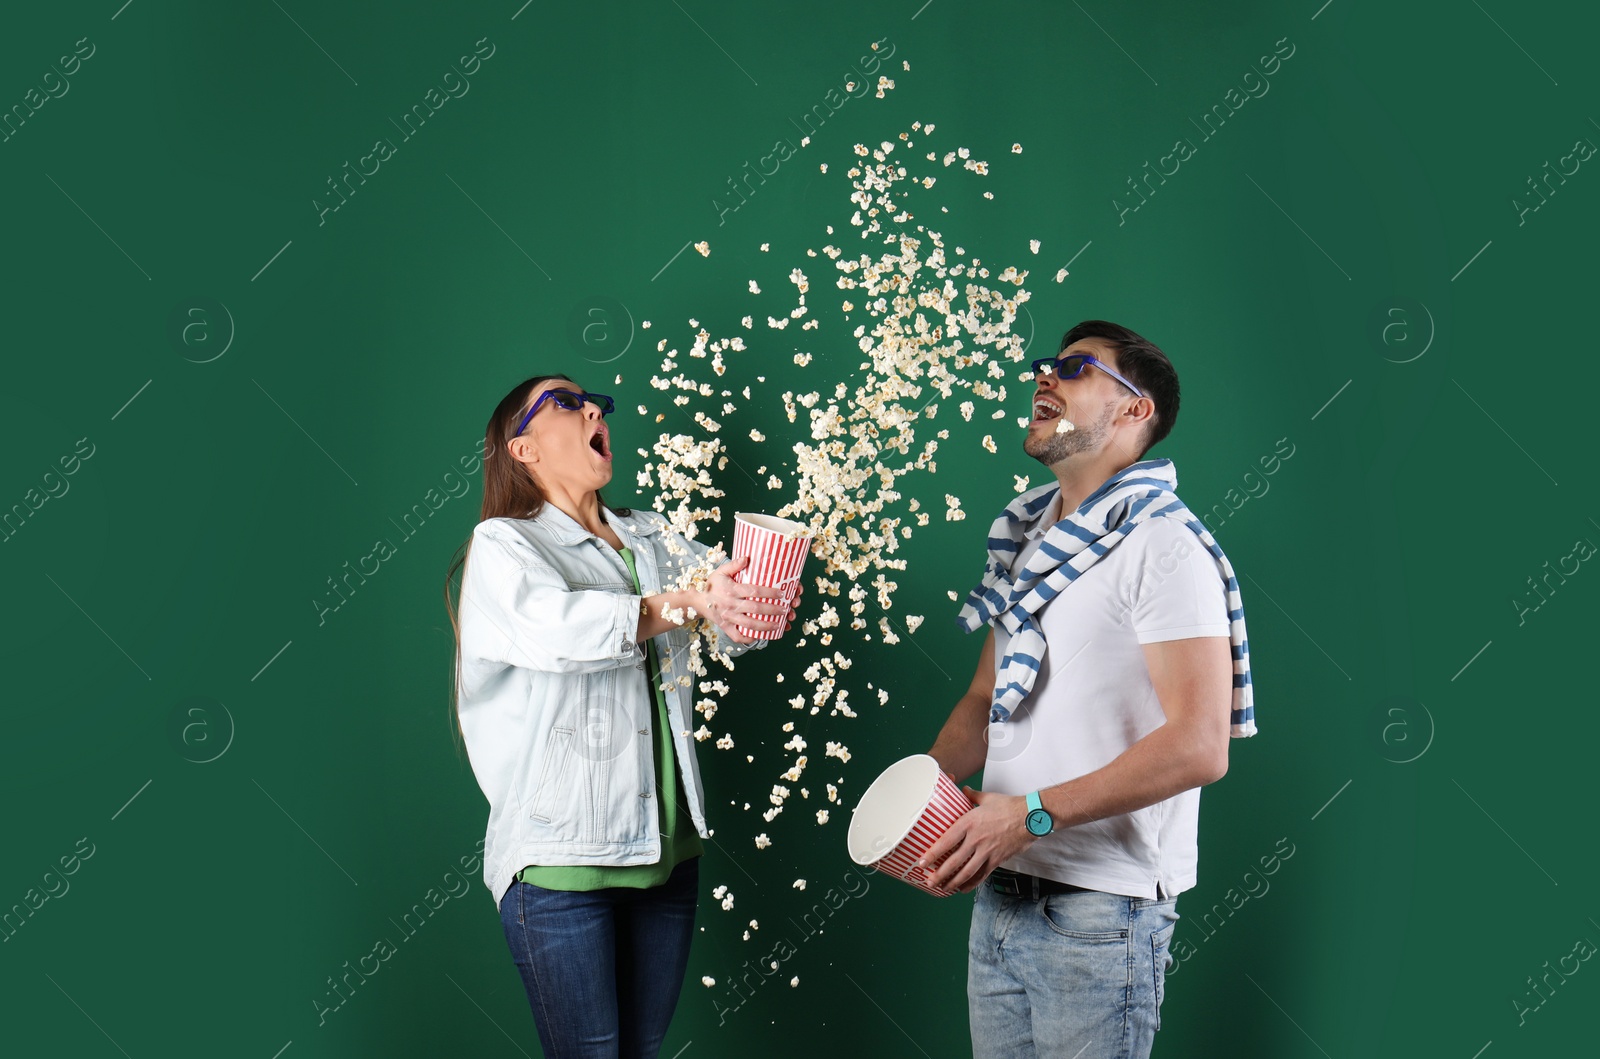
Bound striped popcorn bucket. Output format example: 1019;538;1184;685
847;754;975;897
730;512;812;640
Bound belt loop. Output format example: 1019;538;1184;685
1030;876;1041;902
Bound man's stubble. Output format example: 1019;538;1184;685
1022;397;1117;467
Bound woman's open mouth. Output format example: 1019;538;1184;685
588;426;612;462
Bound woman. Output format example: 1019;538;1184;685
444;373;797;1058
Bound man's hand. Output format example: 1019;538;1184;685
918;787;1034;894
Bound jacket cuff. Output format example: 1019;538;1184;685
708;623;765;657
615;593;646;659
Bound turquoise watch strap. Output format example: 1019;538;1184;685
1027;791;1043;813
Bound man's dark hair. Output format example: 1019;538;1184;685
1058;320;1180;459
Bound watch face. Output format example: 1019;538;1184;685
1026;808;1052;836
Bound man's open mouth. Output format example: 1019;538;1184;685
1032;395;1065;423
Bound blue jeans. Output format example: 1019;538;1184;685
498;857;699;1058
968;883;1180;1059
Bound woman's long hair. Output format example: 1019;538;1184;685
444;373;630;753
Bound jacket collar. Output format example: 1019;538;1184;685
607;508;662;540
533;501;659;546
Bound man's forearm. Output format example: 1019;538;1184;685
928;692;991;784
1038;721;1221;830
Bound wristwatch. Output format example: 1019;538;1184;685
1025;791;1054;837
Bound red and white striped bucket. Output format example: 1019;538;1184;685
730;512;811;640
847;754;975;897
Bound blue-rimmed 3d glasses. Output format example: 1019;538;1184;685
1029;353;1145;398
513;389;615;437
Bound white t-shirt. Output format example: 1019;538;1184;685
984;497;1231;900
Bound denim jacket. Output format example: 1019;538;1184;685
456;504;756;905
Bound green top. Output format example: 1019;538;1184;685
516;546;703;890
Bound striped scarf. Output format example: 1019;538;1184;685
956;458;1256;735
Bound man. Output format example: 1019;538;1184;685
921;320;1257;1058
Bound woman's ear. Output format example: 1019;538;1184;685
506;435;539;465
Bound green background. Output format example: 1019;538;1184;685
3;1;1595;1056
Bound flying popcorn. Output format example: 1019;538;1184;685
694;241;710;256
627;112;1038;943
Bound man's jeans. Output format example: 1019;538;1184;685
498;857;698;1058
969;883;1180;1059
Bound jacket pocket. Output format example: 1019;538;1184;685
582;667;647;845
528;726;576;824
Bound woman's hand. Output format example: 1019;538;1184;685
699;556;803;644
637;558;805;644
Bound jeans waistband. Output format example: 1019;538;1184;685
988;867;1094;900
